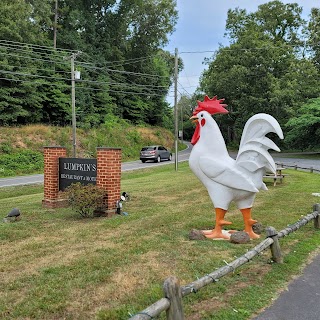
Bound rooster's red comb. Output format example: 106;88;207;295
193;95;228;115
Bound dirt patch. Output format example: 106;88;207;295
0;231;118;285
63;250;171;317
187;261;272;319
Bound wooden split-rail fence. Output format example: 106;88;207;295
129;203;320;320
276;162;320;174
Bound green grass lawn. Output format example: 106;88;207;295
0;163;319;319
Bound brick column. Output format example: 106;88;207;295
96;147;122;215
42;146;67;208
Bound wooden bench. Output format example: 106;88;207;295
263;167;288;186
263;174;285;186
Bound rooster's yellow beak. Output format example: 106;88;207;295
190;115;198;123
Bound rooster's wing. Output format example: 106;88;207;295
199;156;259;193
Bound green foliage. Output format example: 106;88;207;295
285;98;320;150
307;8;320;69
0;142;13;154
0;149;43;176
0;0;178;128
199;0;320;146
104;113;130;131
65;183;106;218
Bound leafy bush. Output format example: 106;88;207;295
65;183;106;218
0;150;43;177
285;98;320;151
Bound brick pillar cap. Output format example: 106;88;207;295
96;147;122;150
43;146;67;149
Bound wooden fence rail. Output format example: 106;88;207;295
129;203;320;320
276;162;320;174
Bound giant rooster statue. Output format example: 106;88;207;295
189;96;283;239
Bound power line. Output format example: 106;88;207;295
0;69;70;81
0;60;170;89
0;69;174;95
75;49;158;67
0;76;168;97
0;50;71;66
0;44;69;60
77;62;170;79
1;63;70;75
0;39;76;53
0;39;172;80
179;45;317;55
0;39;173;97
99;56;154;68
0;49;171;79
177;81;192;97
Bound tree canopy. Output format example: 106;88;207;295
0;0;178;127
197;0;320;150
285;98;320;150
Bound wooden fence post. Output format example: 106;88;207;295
310;167;314;173
266;226;283;263
163;276;184;320
313;203;320;229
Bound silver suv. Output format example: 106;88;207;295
140;145;172;163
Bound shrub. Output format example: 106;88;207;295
65;183;106;218
0;150;43;177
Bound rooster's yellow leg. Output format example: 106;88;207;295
202;208;232;239
241;208;260;239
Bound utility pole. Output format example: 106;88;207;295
71;53;76;157
180;103;184;142
69;52;81;157
174;47;179;171
53;0;58;49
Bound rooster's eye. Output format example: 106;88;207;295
200;114;203;117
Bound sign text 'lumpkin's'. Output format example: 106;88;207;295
59;158;97;191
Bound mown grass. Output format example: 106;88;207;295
0;164;319;319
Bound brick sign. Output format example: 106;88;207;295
43;146;121;212
59;158;97;191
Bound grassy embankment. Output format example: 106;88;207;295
0;123;177;177
0;163;319;319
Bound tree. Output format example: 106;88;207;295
199;1;320;145
0;0;50;44
0;0;178;127
176;94;195;140
306;8;320;69
225;1;304;45
285;98;320;150
55;0;178;127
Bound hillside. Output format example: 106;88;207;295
0;122;176;177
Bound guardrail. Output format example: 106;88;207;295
129;203;320;320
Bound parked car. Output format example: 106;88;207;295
140;145;172;163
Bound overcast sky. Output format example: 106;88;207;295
165;0;318;105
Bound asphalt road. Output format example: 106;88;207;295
273;155;320;171
0;145;318;188
253;253;320;320
0;143;193;188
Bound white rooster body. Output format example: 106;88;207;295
189;96;283;239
